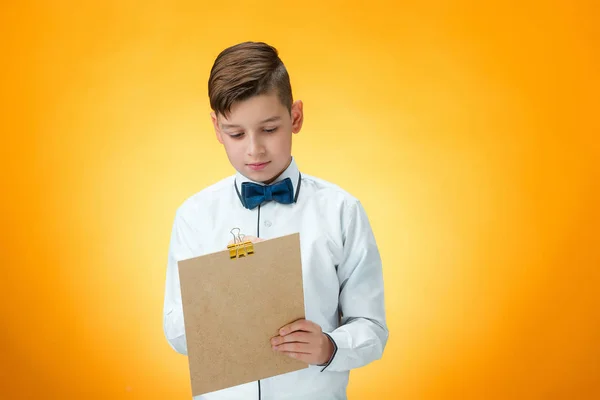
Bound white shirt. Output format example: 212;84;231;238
163;157;388;400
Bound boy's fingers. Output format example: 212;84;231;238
273;342;311;354
283;352;311;363
280;319;318;335
270;332;310;346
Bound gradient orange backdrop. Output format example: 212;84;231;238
1;1;599;399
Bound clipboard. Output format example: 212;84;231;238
177;230;308;397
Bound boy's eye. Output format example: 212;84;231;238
229;132;244;138
264;127;278;133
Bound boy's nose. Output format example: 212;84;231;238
247;134;266;156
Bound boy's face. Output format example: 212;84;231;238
211;92;303;184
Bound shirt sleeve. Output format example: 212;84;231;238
163;209;197;356
321;200;389;372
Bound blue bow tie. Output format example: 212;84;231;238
240;178;295;210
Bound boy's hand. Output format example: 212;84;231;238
270;319;334;365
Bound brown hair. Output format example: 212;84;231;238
208;41;293;117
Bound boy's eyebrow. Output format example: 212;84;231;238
220;116;281;129
260;116;281;123
220;123;241;129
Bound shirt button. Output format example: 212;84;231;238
264;220;272;227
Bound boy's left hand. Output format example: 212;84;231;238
270;319;333;365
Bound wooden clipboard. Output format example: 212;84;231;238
177;232;308;397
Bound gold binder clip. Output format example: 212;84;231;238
227;228;255;259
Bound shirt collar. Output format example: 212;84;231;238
234;156;301;200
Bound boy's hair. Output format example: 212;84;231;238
208;41;293;117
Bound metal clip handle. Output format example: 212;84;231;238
227;228;255;259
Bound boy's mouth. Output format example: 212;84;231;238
247;161;270;171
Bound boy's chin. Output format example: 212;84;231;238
240;169;276;184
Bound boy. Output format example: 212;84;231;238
163;42;388;400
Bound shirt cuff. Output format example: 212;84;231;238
318;332;338;372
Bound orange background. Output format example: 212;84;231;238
1;1;599;399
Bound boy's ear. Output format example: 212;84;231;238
211;111;224;144
291;100;304;134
